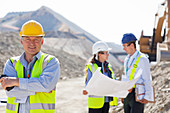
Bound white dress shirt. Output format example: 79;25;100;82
122;50;152;100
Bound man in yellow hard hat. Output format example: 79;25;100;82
0;20;60;113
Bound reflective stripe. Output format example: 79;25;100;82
129;55;142;80
129;55;143;88
10;58;17;69
42;54;54;70
6;103;16;111
88;63;100;73
42;54;49;70
89;95;103;98
30;103;55;110
108;66;115;79
87;63;95;73
91;64;95;73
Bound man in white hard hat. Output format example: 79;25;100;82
83;41;118;113
0;20;60;113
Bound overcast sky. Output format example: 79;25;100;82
0;0;164;44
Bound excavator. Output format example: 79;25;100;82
139;0;170;62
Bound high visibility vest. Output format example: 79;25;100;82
6;53;55;113
129;55;143;88
86;63;118;109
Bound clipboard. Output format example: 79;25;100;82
135;83;155;103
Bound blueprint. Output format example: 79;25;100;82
85;67;142;98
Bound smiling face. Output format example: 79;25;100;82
21;36;44;57
98;51;109;62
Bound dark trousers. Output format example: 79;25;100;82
89;102;110;113
124;89;144;113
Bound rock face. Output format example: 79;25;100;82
111;61;170;113
0;6;99;42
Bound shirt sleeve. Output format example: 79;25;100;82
6;87;35;98
121;57;128;81
19;57;60;93
85;68;92;87
3;59;35;98
139;57;153;100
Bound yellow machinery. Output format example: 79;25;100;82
139;0;170;62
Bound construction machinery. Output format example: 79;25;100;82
139;0;170;62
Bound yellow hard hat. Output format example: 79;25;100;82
20;20;45;37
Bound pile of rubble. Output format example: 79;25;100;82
0;31;86;79
145;61;170;113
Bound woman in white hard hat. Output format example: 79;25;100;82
83;41;118;113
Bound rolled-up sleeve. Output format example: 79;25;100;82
85;69;92;87
3;59;35;98
6;87;35;98
19;57;60;93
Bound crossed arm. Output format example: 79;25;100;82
0;58;60;98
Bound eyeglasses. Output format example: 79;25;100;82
123;43;131;49
22;37;42;43
99;51;109;55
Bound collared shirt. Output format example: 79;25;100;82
122;50;152;100
3;51;60;113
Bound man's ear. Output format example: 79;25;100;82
41;38;44;45
20;38;23;44
130;43;134;48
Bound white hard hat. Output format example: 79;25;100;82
92;41;112;54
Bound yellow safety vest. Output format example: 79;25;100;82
6;53;55;113
129;55;143;88
86;63;118;109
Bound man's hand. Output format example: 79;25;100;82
139;98;148;104
83;90;88;95
121;98;124;103
0;77;19;90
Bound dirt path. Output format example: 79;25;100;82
56;76;88;113
0;77;88;113
0;88;7;113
